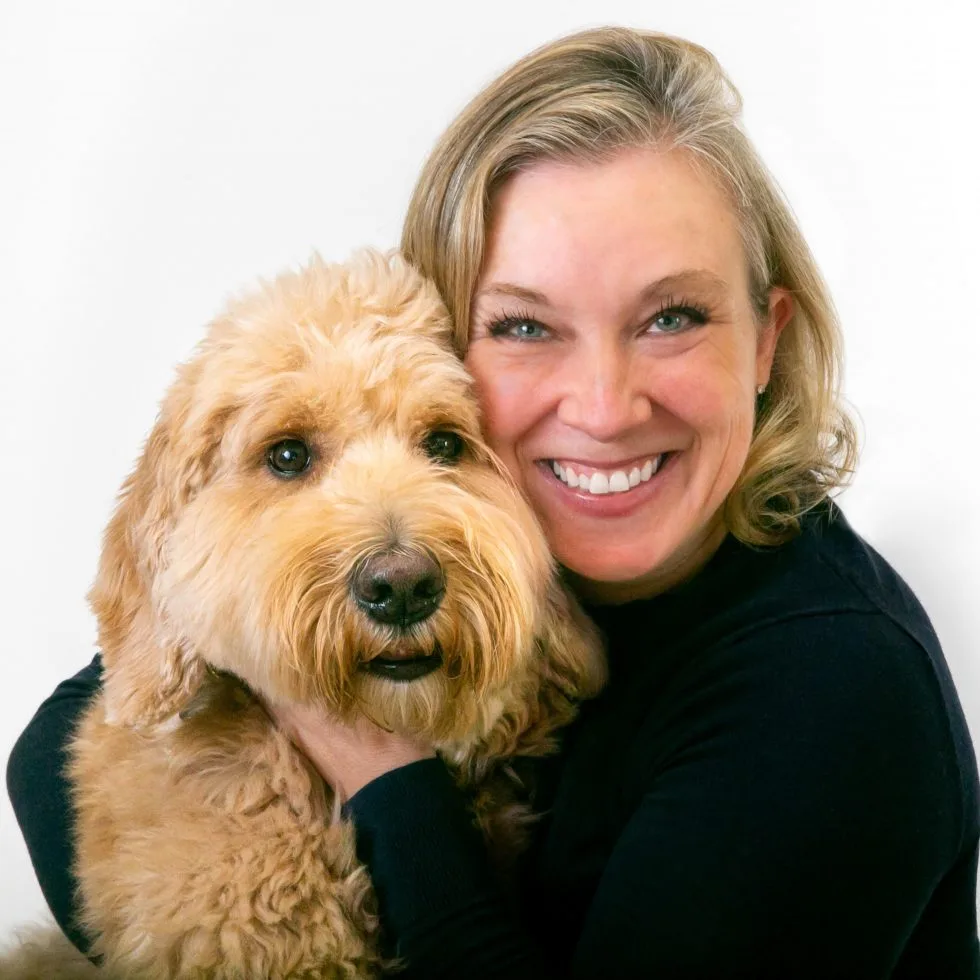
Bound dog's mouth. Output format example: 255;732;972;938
360;644;444;682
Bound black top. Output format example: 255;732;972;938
7;503;979;978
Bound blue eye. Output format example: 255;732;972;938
486;315;549;341
513;321;547;339
649;304;708;334
652;312;689;333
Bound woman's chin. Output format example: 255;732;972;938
557;545;673;600
554;517;725;603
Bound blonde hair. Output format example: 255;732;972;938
401;26;858;547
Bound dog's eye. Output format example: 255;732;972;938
422;431;465;464
266;439;311;477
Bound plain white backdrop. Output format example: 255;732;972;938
1;0;978;938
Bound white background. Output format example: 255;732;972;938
1;0;978;938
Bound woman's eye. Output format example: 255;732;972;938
488;317;549;341
422;430;465;464
648;306;708;335
266;438;311;477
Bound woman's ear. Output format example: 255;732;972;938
756;287;794;388
88;372;226;728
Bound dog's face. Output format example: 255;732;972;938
91;252;566;743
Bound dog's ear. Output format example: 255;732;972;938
536;580;607;703
457;580;606;781
88;372;225;728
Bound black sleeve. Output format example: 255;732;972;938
6;655;104;958
345;613;979;979
345;758;549;978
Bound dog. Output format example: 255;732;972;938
2;250;605;979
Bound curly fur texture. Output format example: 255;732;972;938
3;251;605;979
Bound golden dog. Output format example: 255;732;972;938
3;251;605;979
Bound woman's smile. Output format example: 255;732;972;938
546;452;666;495
531;451;677;521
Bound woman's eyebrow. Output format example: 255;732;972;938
639;270;730;299
476;269;729;307
476;282;548;305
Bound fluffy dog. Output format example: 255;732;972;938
3;250;605;979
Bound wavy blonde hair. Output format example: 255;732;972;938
401;26;858;547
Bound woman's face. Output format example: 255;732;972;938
465;148;792;602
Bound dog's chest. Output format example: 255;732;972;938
68;698;386;979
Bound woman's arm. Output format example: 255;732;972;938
345;758;550;978
6;655;104;958
267;700;551;977
335;613;979;979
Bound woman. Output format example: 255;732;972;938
8;27;979;979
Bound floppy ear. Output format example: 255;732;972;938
535;578;607;704
460;579;607;779
88;371;225;728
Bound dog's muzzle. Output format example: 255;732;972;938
351;548;444;627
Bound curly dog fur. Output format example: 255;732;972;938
2;251;605;979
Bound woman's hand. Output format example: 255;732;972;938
266;700;436;802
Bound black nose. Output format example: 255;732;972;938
351;550;444;626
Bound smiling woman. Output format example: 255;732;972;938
6;23;979;980
363;27;979;976
466;149;793;598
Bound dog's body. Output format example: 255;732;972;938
3;251;604;979
70;676;374;977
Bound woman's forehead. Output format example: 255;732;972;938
478;148;746;305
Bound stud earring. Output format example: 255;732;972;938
756;383;766;395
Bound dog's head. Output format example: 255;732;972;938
91;250;603;743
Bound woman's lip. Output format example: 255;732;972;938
537;452;667;470
532;451;678;517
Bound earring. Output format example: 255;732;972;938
756;383;766;395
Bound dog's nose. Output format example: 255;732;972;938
351;550;445;627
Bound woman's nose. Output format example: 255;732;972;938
555;343;653;440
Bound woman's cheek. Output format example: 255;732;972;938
467;352;544;456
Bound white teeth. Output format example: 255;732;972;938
550;454;667;495
608;471;630;493
588;472;610;494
